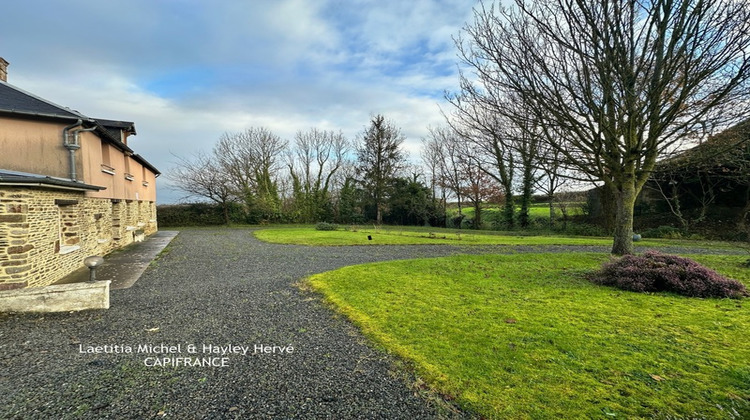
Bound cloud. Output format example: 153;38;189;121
0;0;479;203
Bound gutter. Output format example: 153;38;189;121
0;109;85;121
62;120;96;181
0;182;103;192
62;119;82;181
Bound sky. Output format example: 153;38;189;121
0;0;481;204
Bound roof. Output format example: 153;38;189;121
0;80;87;121
0;170;105;192
652;120;750;187
0;80;160;175
95;118;137;137
657;119;750;170
132;154;161;176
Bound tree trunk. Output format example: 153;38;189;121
548;194;555;229
611;183;636;255
474;200;482;230
502;194;514;228
519;163;534;228
222;202;230;225
599;183;617;233
456;193;463;229
442;189;448;228
519;200;529;227
739;184;750;241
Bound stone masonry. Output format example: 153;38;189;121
0;187;157;290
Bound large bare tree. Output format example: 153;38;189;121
534;142;571;228
424;126;468;223
445;96;518;228
213;127;287;222
455;0;750;254
287;128;348;222
167;152;235;224
420;132;448;226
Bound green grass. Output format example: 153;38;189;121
452;202;585;220
254;225;738;250
307;253;750;419
255;226;612;246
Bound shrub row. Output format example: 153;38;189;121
641;225;684;239
157;203;246;227
315;222;339;231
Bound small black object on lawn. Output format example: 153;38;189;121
367;235;372;241
83;255;104;282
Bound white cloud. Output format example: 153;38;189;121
1;0;479;203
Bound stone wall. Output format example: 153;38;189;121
0;187;157;290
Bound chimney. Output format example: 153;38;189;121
0;57;8;82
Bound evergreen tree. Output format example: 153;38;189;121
355;115;406;224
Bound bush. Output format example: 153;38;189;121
450;214;465;229
528;216;551;230
157;202;246;227
557;223;608;237
461;217;475;229
315;222;339;231
589;250;748;298
642;225;684;239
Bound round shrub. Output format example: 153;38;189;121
315;222;338;231
589;250;748;299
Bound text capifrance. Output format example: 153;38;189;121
78;343;294;367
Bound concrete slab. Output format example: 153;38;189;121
55;230;179;290
0;280;110;312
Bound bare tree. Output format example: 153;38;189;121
166;152;235;224
445;97;518;228
424;126;468;226
454;0;750;254
420;132;443;201
213;127;287;222
650;168;721;231
533;142;570;228
513;110;542;228
421;129;453;227
287;128;348;222
458;153;503;229
356;114;406;224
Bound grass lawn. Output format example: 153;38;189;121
451;202;585;220
307;253;750;419
254;226;737;250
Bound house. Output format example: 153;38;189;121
649;119;750;207
0;58;160;291
644;119;750;210
625;119;750;239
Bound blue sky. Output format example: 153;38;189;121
0;0;479;203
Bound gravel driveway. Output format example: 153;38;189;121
0;228;741;419
1;228;484;419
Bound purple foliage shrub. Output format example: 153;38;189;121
590;250;748;298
